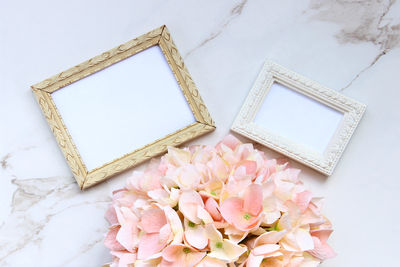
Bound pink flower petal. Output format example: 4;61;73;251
217;135;241;151
233;165;248;180
141;207;167;233
310;229;333;243
138;233;168;260
302;209;325;226
160;259;178;267
105;206;118;225
166;147;191;166
110;251;137;267
254;230;287;247
295;228;315;251
241;160;257;175
276;158;290;166
307;236;337;260
208;157;229;181
118;252;137;267
179;190;204;224
196;256;227;267
235;144;253;161
294;190;313;213
220;197;260;231
280;231;299;252
277;213;292;231
278;168;300;183
184;225;208;249
162;244;184;262
220;197;243;222
252;244;280;256
126;171;142;191
223;179;252;198
246;252;264;267
205;198;223;221
183;250;207;267
162;245;206;267
176;165;201;189
141;170;162;191
116;222;139;252
197;206;213;224
159;224;172;245
163;206;184;244
243;184;263;216
104;226;125;251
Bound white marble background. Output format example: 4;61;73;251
1;0;399;266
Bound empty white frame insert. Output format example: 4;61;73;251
232;60;366;175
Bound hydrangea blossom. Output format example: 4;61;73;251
104;135;336;267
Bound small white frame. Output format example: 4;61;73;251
232;60;366;175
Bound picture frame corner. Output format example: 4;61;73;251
160;24;169;34
80;176;96;191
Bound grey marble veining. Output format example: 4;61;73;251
309;0;400;91
184;0;249;58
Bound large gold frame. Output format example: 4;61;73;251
32;25;215;189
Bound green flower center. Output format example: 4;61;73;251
215;242;223;249
265;224;279;232
183;247;191;254
243;213;251;220
211;191;217;196
188;221;196;228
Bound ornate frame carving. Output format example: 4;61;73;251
232;60;365;176
32;25;215;189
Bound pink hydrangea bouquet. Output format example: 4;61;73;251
104;135;336;267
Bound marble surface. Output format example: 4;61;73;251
1;0;399;266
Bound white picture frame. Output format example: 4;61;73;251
231;60;366;175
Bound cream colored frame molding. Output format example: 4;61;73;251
32;25;215;189
232;60;365;175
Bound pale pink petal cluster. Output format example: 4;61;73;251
105;135;336;267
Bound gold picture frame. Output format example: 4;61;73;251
32;25;215;189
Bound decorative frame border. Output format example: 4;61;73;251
231;60;366;176
32;25;215;189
